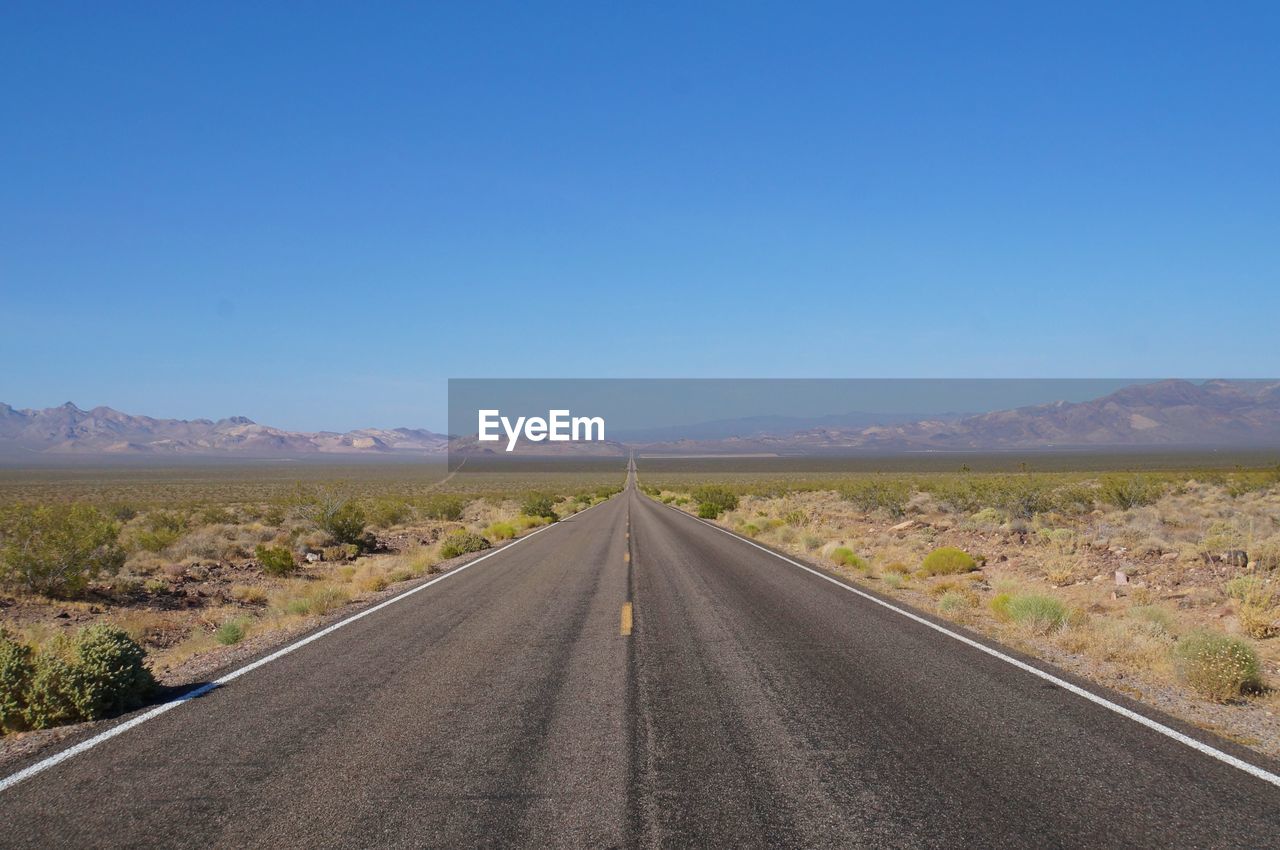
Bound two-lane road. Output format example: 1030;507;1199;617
3;472;1279;847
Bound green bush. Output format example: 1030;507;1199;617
318;502;367;547
1174;630;1262;702
829;547;867;570
840;480;910;518
0;635;34;731
918;547;978;577
520;493;558;520
692;486;738;519
1005;594;1069;634
1099;475;1162;510
439;532;491;559
255;545;298;577
215;620;246;645
132;510;187;553
367;498;413;529
420;494;467;521
0;504;126;597
0;625;155;733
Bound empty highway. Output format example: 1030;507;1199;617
2;466;1279;848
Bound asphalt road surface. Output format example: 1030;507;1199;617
3;465;1280;848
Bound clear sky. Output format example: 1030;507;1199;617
2;2;1277;432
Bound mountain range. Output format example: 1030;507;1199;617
0;402;447;458
2;380;1278;460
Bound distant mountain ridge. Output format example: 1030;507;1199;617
3;380;1278;459
0;402;447;457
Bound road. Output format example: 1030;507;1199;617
3;463;1280;847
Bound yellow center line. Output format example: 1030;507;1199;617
620;602;633;636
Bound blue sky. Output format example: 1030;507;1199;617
2;2;1277;431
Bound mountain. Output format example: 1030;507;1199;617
0;403;448;458
4;381;1277;460
608;411;953;443
636;380;1280;453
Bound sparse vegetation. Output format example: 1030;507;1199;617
214;620;247;645
255;545;298;577
1004;594;1069;634
439;532;491;559
0;504;126;597
520;493;558;520
1174;630;1263;702
0;625;155;733
918;547;977;577
829;547;867;569
692;486;738;519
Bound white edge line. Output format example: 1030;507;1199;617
0;500;606;793
654;499;1280;790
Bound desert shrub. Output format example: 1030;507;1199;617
214;620;246;645
1174;630;1262;702
969;507;1005;528
0;504;126;597
781;510;806;526
0;625;155;733
1051;484;1096;515
829;547;867;570
367;498;413;529
937;591;972;616
420;494;467;521
318;502;367;547
1128;605;1176;637
322;543;358;562
1099;475;1162;510
132;510;187;553
1224;575;1273;604
991;477;1055;520
485;522;517;541
199;506;236;525
841;480;910;518
520;493;558;520
105;503;139;522
1006;594;1069;634
692;486;738;519
882;572;905;589
255;545;298;577
918;546;978;577
439;532;491;559
0;634;34;731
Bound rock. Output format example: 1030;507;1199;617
889;519;919;533
1115;570;1129;586
1221;550;1249;568
305;552;321;564
1092;574;1107;583
1109;546;1128;555
1160;552;1180;562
